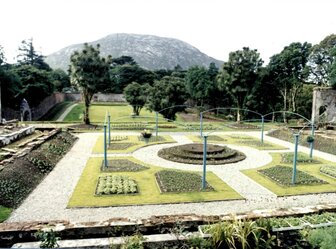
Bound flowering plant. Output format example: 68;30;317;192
141;129;152;138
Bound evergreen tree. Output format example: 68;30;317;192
69;43;112;124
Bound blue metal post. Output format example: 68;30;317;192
292;134;299;185
202;135;208;190
155;111;158;137
310;123;315;159
261;116;265;144
200;112;203;137
108;112;111;147
104;125;107;168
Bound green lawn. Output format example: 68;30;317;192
0;206;12;222
63;103;158;123
92;135;176;153
68;157;243;207
242;153;336;196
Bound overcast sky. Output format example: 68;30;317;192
2;0;336;64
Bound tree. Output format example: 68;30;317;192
110;64;155;93
50;69;70;92
308;34;336;86
147;76;188;120
217;47;263;121
185;66;212;106
268;42;312;118
111;56;137;66
10;64;54;107
17;39;51;70
69;43;112;124
124;82;149;116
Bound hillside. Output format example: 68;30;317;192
45;33;222;70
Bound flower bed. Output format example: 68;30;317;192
101;159;149;172
110;122;149;130
108;143;135;150
155;170;214;192
268;129;336;155
137;136;166;142
320;165;336;179
158;143;246;165
269;212;336;230
96;175;138;195
258;166;326;186
0;131;77;207
110;136;128;142
281;152;318;164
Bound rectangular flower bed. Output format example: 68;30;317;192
155;170;214;193
96;175;138;195
101;159;149;172
320;165;336;179
258;166;326;186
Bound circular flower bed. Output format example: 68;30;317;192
158;143;246;165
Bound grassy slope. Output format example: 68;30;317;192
68;157;242;207
0;206;12;222
38;101;73;121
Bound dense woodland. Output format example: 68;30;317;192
1;34;336;122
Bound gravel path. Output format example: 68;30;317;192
6;131;336;223
56;103;78;121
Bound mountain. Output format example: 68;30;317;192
45;33;223;71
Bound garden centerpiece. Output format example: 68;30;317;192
158;143;246;165
141;129;152;138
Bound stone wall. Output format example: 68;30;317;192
0;126;35;148
312;87;336;123
3;93;126;121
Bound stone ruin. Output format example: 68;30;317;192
312;87;336;125
20;98;32;121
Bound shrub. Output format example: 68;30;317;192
306;226;336;249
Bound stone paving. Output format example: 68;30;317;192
6;131;336;223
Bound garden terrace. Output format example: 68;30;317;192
158;143;246;165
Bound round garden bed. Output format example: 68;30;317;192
158;143;246;165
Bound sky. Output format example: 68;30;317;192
1;0;336;64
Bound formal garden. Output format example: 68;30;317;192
2;35;336;248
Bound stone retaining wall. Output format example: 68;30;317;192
0;126;35;148
1;204;336;247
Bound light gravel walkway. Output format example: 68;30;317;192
6;131;336;223
57;103;78;121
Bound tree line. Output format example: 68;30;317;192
1;34;336;124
